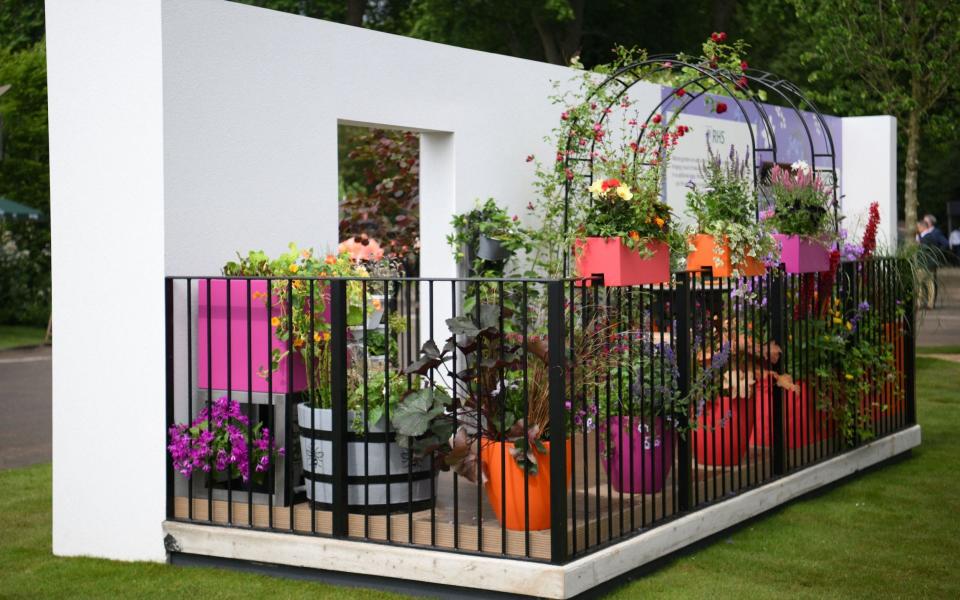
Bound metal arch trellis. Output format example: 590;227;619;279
559;54;840;277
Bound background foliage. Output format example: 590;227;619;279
1;0;958;325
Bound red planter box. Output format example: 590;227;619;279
574;237;670;286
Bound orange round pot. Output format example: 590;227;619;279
481;439;572;531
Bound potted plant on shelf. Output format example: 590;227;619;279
764;160;836;273
448;198;529;274
168;396;283;486
685;144;777;277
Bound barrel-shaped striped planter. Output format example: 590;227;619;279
297;404;434;514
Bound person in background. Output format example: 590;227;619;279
917;215;949;309
950;226;960;262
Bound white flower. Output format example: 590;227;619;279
615;185;633;201
791;159;811;174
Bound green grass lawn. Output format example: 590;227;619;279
0;324;46;350
2;358;958;598
917;344;960;354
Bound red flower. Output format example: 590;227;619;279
561;111;569;121
676;88;686;97
716;102;728;114
525;154;534;163
601;178;622;190
740;60;748;71
861;201;881;258
630;142;639;152
652;114;662;124
710;32;720;42
737;76;748;89
717;32;727;42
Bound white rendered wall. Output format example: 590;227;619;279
46;0;167;560
841;116;898;248
47;0;899;562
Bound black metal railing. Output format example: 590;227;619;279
164;257;915;564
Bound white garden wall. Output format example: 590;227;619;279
46;0;898;561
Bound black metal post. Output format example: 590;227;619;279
673;273;692;512
547;281;568;564
330;279;349;537
164;277;175;520
769;269;787;476
904;263;917;425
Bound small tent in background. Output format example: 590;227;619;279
0;196;49;342
0;196;43;221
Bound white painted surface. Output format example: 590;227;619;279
163;425;920;598
46;0;167;560
46;0;901;563
841;116;898;249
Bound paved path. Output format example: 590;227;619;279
917;267;960;347
0;346;51;469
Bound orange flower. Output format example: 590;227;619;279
371;298;383;310
628;230;640;242
270;316;280;327
292;280;302;289
325;254;337;265
323;331;331;341
293;337;305;349
313;331;321;342
654;216;665;228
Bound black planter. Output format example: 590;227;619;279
477;235;513;262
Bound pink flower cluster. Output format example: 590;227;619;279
768;164;829;196
168;396;282;482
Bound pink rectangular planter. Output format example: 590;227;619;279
773;234;831;273
574;238;670;286
197;279;308;393
600;416;674;494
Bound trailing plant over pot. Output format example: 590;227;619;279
168;396;283;484
685;143;777;277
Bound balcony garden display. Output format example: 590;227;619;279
448;198;530;275
685;144;776;278
764;160;837;273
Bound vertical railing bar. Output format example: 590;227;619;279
580;282;590;548
309;279;316;536
593;283;600;545
266;277;274;530
450;282;460;550
604;287;613;542
474;281;482;553
429;280;437;547
206;278;214;522
165;278;176;520
226;280;233;524
186;278;194;521
384;281;393;542
330;279;349;537
406;281;415;545
498;281;507;556
658;281;667;519
246;279;253;526
522;281;531;557
362;280;369;537
287;279;294;531
674;273;691;513
615;288;624;538
770;269;786;476
566;282;576;556
548;281;569;564
626;286;635;532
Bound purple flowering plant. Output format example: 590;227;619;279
168;396;283;484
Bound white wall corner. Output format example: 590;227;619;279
841;115;898;250
46;0;167;561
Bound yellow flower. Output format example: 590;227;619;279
314;331;321;342
288;263;299;274
292;280;302;289
588;180;604;197
844;373;854;380
654;216;665;228
832;317;843;325
615;185;633;201
323;331;331;341
270;316;280;327
845;322;853;331
823;335;830;341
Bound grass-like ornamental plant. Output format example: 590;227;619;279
764;161;835;239
168;396;283;483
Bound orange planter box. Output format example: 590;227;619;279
481;439;571;531
574;237;670;286
686;234;765;278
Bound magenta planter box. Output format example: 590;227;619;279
600;416;674;494
574;238;670;286
773;234;831;273
197;279;307;394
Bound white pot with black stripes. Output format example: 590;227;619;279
296;403;434;514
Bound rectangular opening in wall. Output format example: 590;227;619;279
337;125;420;276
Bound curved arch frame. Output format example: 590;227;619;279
560;54;840;276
